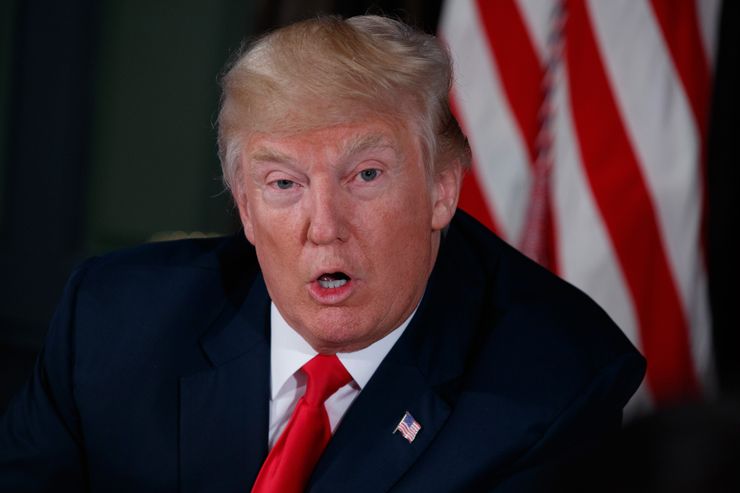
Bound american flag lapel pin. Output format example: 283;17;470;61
394;411;422;443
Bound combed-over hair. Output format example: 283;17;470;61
217;14;471;191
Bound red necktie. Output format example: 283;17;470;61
251;354;352;493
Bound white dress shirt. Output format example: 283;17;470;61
268;303;413;449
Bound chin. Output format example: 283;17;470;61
303;314;376;353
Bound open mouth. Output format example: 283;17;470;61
317;272;350;289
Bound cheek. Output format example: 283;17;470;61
255;232;304;302
366;195;434;263
385;175;434;215
399;188;435;229
249;210;300;267
256;222;298;259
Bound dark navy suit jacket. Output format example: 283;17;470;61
0;211;645;492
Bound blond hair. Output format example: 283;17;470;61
217;15;471;191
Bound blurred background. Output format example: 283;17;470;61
0;0;737;439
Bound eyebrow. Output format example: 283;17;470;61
341;132;401;161
249;147;296;166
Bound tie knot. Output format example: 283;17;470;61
301;354;352;406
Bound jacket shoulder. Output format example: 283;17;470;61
85;234;236;271
72;232;255;289
446;210;645;405
58;233;258;365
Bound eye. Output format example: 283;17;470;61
358;168;381;182
274;179;295;190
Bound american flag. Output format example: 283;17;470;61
441;0;720;413
394;411;422;443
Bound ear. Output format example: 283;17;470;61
233;181;256;245
431;162;463;231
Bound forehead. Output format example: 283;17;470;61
244;119;418;165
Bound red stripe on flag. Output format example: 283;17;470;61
565;0;700;403
649;0;711;262
649;0;711;142
475;0;542;165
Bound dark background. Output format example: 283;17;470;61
0;0;737;413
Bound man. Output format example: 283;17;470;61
0;15;645;492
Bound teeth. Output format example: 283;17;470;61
318;278;348;289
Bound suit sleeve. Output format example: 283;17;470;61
0;262;93;492
489;350;646;492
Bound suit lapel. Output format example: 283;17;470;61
308;352;452;493
308;223;490;492
179;274;271;493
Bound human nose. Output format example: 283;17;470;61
306;181;348;245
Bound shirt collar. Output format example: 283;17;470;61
270;302;414;399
